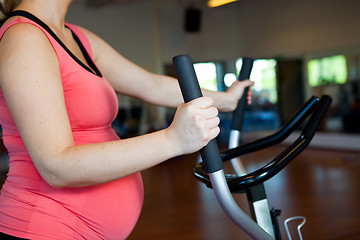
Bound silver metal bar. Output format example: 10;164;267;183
210;170;274;240
253;200;276;237
229;130;247;175
229;130;276;238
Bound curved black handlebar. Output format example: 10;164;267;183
194;95;332;192
222;96;319;161
231;57;254;131
301;96;332;139
172;54;224;173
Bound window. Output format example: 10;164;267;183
307;55;347;87
193;62;218;91
236;58;278;104
234;58;280;131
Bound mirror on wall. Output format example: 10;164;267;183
306;53;360;134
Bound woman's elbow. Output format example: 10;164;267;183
35;162;75;188
40;171;70;189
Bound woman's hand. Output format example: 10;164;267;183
165;97;220;155
201;79;254;112
223;79;254;112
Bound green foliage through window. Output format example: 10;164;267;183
307;55;347;87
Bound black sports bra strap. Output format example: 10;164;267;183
7;10;35;20
4;10;102;77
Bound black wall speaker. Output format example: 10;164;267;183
185;8;201;33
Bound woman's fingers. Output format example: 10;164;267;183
167;97;220;155
187;96;214;109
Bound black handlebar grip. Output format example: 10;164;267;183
172;54;224;173
301;95;332;139
231;57;254;131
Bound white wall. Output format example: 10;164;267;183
67;0;360;74
68;0;157;71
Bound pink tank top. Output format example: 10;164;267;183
0;12;144;240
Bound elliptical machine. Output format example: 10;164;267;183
172;54;332;240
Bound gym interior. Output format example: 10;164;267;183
1;0;360;239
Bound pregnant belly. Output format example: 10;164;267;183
37;172;144;239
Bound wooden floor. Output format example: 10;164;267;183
127;146;360;240
1;145;360;240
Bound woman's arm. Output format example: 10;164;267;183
0;23;220;188
81;27;253;111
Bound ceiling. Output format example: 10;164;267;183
85;0;208;7
85;0;140;7
85;0;134;7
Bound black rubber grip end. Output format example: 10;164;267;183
301;95;332;140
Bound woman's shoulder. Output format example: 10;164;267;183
0;19;58;75
1;20;51;51
1;17;45;41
